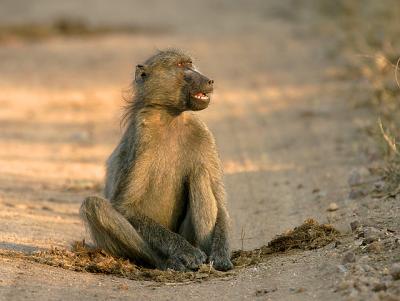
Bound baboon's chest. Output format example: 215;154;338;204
128;135;193;231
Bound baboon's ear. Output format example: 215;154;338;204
135;64;148;83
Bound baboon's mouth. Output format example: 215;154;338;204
192;92;210;101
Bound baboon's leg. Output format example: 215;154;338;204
188;167;233;271
127;213;206;271
80;196;162;268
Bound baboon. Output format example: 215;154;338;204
80;49;233;271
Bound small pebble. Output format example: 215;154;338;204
117;283;129;290
350;220;360;232
348;169;361;187
289;287;305;293
342;251;356;264
390;263;400;280
349;189;366;199
373;180;385;192
372;282;387;292
362;227;385;244
337;264;347;273
354;238;363;246
362;264;372;272
337;280;353;291
348;167;370;187
327;202;339;211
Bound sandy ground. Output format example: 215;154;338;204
0;1;399;300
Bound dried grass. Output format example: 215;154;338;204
0;219;339;283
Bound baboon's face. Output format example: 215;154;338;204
180;61;214;111
135;50;214;112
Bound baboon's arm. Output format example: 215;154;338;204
128;213;192;254
210;168;232;260
127;212;206;270
208;204;233;270
189;167;218;253
189;164;233;270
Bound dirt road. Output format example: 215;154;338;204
0;1;396;300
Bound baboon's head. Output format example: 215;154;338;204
134;49;214;112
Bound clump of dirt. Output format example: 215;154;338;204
0;219;339;283
267;218;340;252
231;218;340;266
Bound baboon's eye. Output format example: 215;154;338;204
177;61;192;68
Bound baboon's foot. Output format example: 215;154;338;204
161;256;187;271
162;246;206;271
209;253;234;271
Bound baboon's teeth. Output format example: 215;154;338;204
194;93;209;100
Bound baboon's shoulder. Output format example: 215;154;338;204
185;113;214;142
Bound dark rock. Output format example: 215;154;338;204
372;282;387;292
348;167;370;187
362;227;386;244
349;189;367;199
350;220;361;232
373;180;386;192
342;251;356;264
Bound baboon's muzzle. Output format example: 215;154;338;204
185;68;214;111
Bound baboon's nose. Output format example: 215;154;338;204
206;79;214;90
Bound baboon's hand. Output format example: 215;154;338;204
209;252;234;271
167;245;207;271
161;255;187;271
